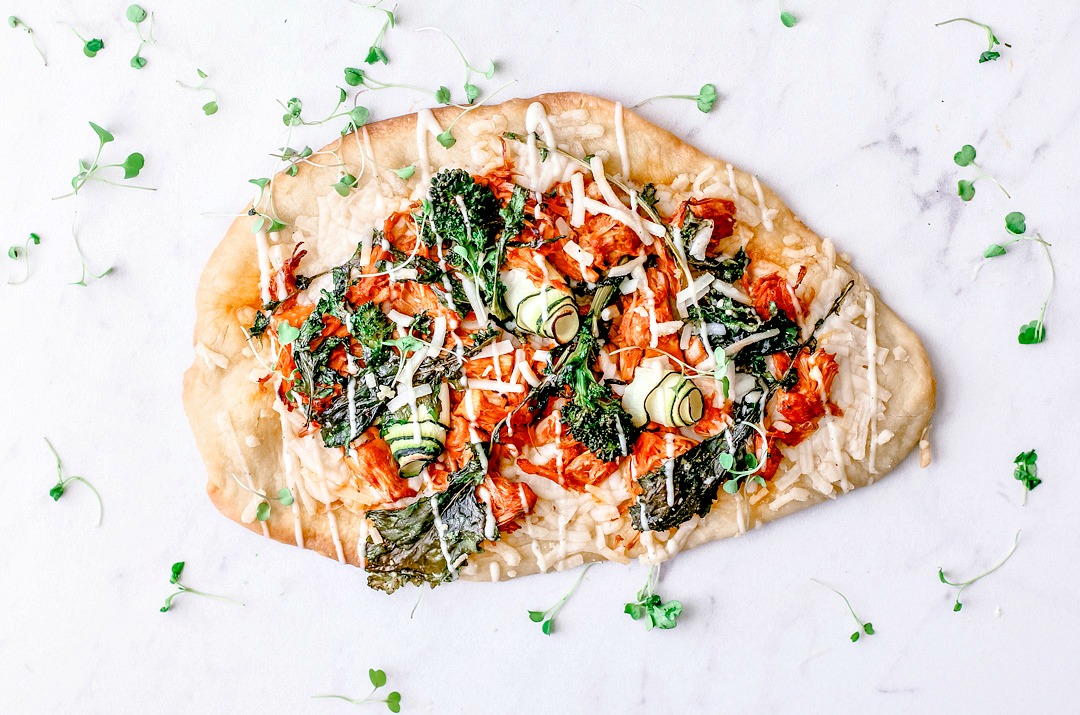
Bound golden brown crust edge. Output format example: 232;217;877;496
182;92;936;577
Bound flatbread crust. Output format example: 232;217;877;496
183;92;935;580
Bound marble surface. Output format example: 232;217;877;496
2;1;1078;712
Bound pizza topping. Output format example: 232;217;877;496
621;357;704;429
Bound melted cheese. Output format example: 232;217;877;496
414;108;443;185
614;101;630;178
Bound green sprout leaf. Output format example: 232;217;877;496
936;17;1007;64
954;144;976;166
624;565;683;631
437;129;456;148
1018;320;1045;345
1012;449;1040;492
780;11;798;28
203;100;219;115
131;55;147;69
464;83;480;104
344;67;364;86
369;669;387;688
277;322;301;345
43;437;104;526
9;16;47;65
7;232;42;285
255;501;271;521
278;487;294;506
89;122;114;145
83;37;105;57
695;83;719;112
435;86;452;104
983;244;1006;258
528;564;594;635
313;667;401;711
178;69;218;115
171;561;185;584
957;179;975;201
365;45;389;64
161;560;242;613
121;153;145;179
393;165;416;180
333;173;358;197
126;5;148;23
527;610;545;623
1005;211;1026;235
979;50;1001;63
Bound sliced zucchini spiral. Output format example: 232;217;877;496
380;393;448;478
502;268;579;343
622;359;704;428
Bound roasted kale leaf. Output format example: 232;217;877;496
319;355;399;448
365;458;490;594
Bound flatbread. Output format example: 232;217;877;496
183;92;935;584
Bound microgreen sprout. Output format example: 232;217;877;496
344;67;453;106
271;146;315;176
432;79;518;149
7;232;42;285
313;668;402;713
69;213;114;286
8;16;47;65
229;473;294;521
981;212;1054;344
44;437;104;527
528;563;595;635
160;561;243;613
54;122;152;199
247;178;287;234
177;69;219;115
125;5;155;69
279;90;370;136
414;26;496;104
392;165;415;180
70;25;105;58
811;579;875;642
779;1;798;27
635;83;719;113
953;143;1009;200
938;530;1021;612
1013;450;1040;504
936;17;1009;63
362;4;394;65
624;565;683;631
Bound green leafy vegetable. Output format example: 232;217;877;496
779;1;798;27
8;16;47;65
635;83;719;113
277;322;300;345
126;5;155;69
528;563;595;635
938;531;1021;612
1012;450;1040;493
312;667;402;713
936;17;1008;63
160;561;243;613
952;143;1010;200
44;437;104;527
279;91;370;137
54;123;153;199
624;565;683;631
364;456;491;593
812;579;875;642
6;232;41;285
362;4;394;65
1005;211;1026;235
333;172;358;197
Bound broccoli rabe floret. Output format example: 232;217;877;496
349;302;394;363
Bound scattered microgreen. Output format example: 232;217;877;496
270;146;319;177
125;5;155;69
8;16;47;66
70;26;105;58
229;473;294;521
362;4;394;65
392;165;415;180
981;212;1054;345
247;178;288;234
177;68;220;115
54;122;153;199
333;172;358;197
160;561;243;613
624;565;683;631
812;579;874;642
312;668;402;713
68;213;114;286
936;17;1008;63
431;79;518;149
344;67;453;106
1012;450;1040;498
635;83;719;113
779;1;798;27
528;563;595;635
278;322;301;345
414;26;496;105
938;530;1020;612
7;232;42;285
952;143;1010;200
279;91;369;136
44;437;104;527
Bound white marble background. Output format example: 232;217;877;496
1;1;1077;712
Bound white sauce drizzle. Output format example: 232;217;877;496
414;108;443;185
664;433;676;507
865;293;880;474
325;509;346;563
254;231;272;304
751;175;776;232
614;102;630;178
